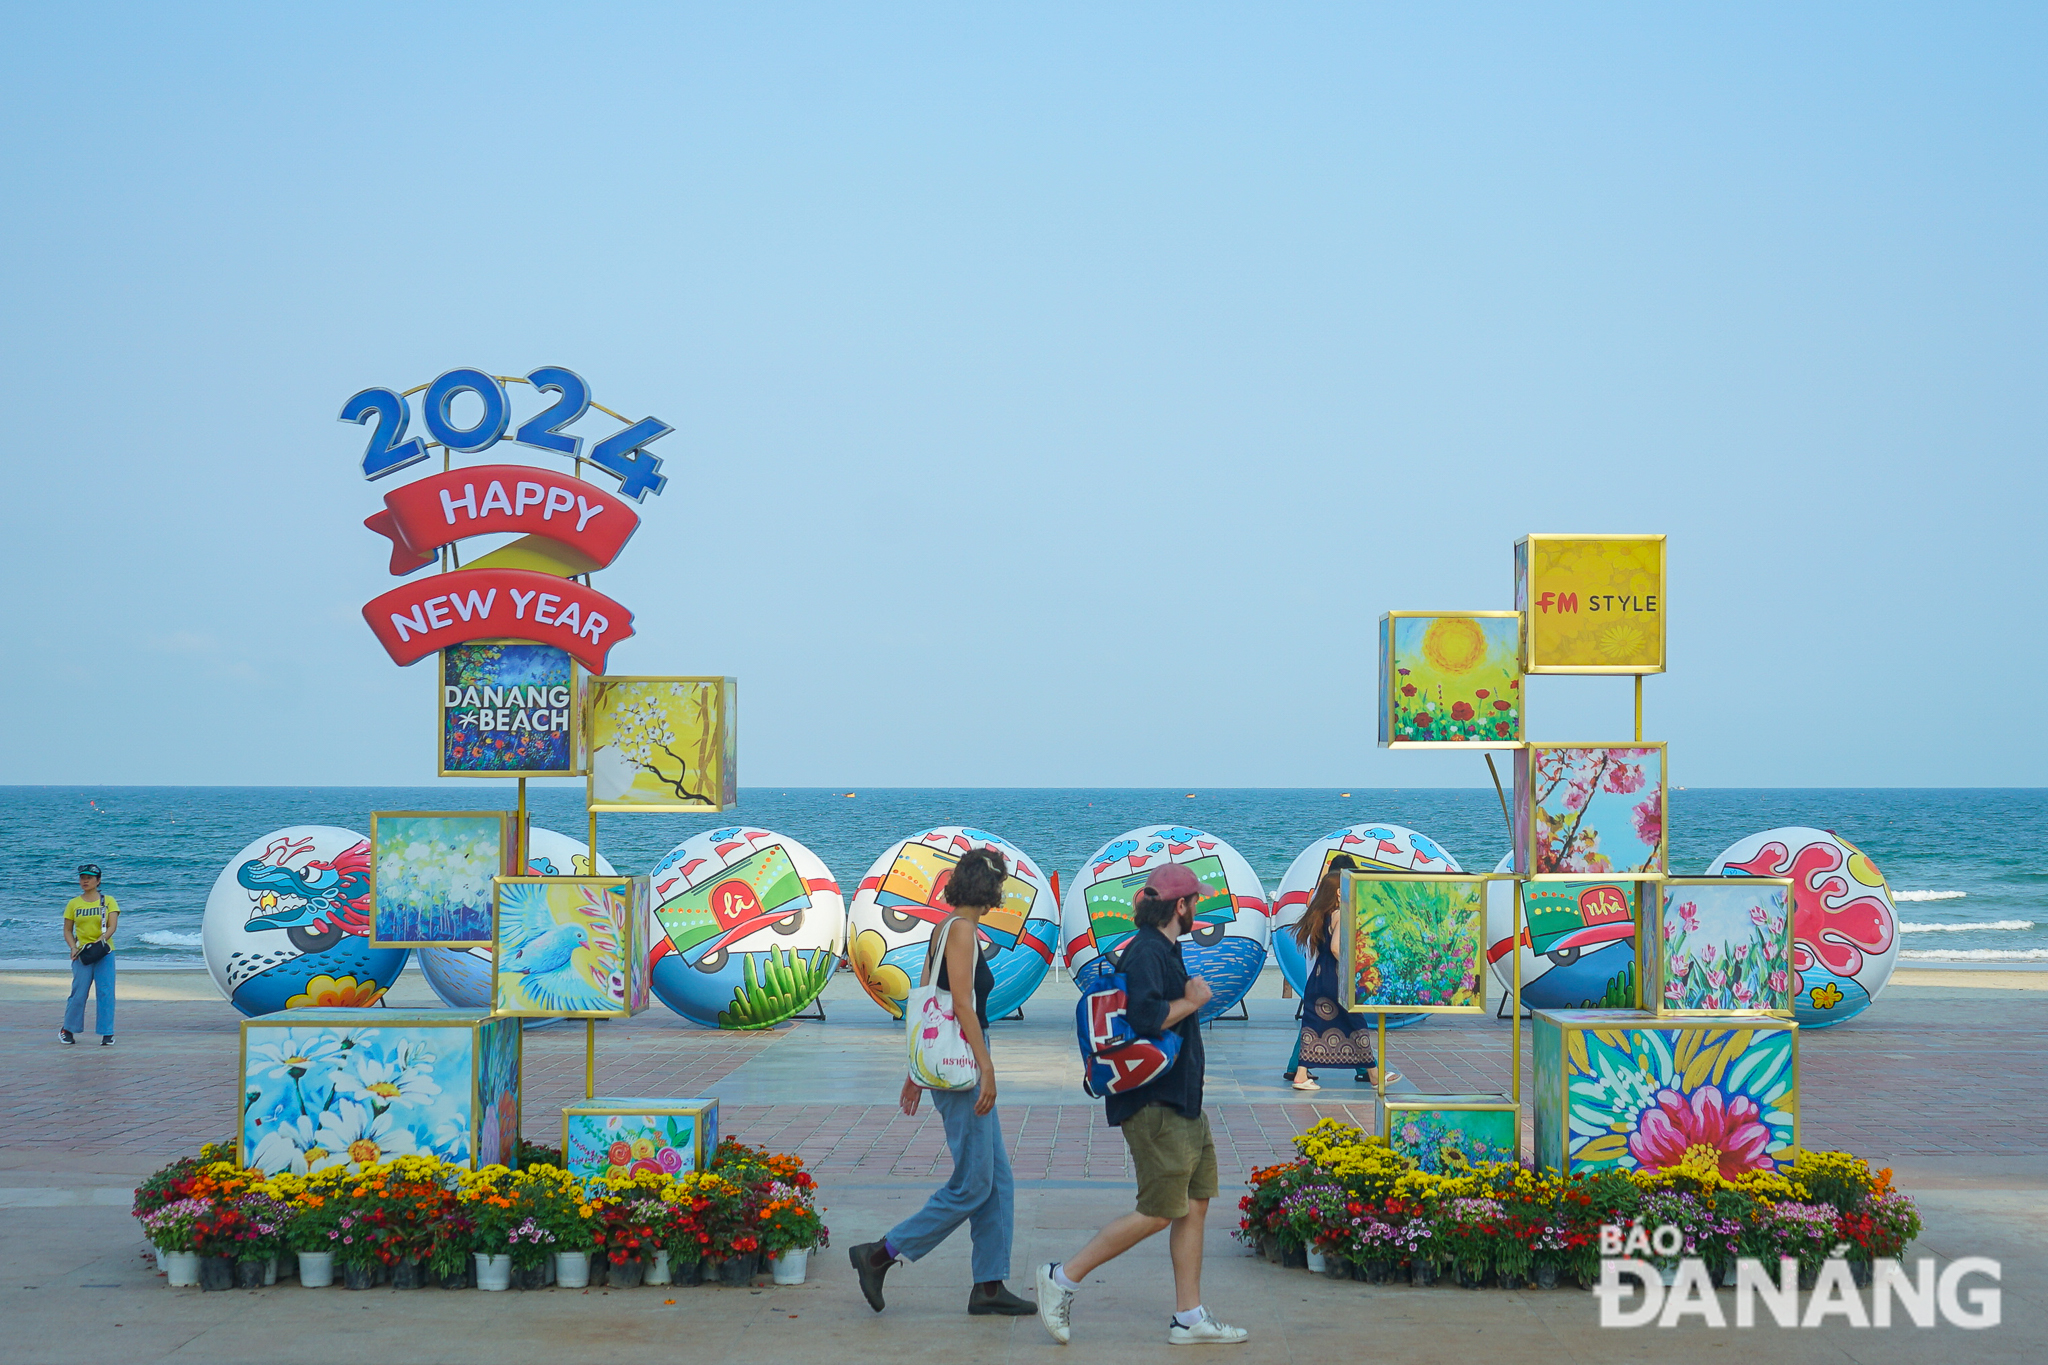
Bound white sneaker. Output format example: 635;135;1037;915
1035;1263;1074;1344
1169;1310;1248;1345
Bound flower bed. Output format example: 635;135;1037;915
134;1136;825;1290
1239;1118;1919;1288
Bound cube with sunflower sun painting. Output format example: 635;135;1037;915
1513;533;1666;674
1378;611;1524;747
561;1097;719;1182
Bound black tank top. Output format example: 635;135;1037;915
935;921;996;1029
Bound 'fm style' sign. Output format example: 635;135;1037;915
364;465;640;575
362;568;635;673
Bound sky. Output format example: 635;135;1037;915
2;4;2043;788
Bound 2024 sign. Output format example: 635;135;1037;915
341;366;672;502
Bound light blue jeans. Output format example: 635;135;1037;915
65;953;116;1035
887;1086;1013;1283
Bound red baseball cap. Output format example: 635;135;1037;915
1143;864;1207;902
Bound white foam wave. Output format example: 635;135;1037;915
1899;920;2034;934
140;930;204;948
1902;948;2048;962
1892;890;1967;902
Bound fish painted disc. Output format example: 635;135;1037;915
202;825;410;1017
846;827;1060;1022
1708;827;1899;1028
647;827;844;1029
1060;825;1269;1022
419;828;614;1010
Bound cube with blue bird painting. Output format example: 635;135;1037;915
492;875;654;1018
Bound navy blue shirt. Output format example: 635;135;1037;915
1103;926;1204;1127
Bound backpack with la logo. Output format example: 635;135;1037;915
1074;965;1182;1098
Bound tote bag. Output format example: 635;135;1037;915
906;916;980;1092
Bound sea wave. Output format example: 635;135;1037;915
1901;948;2048;962
139;930;205;948
1898;920;2034;934
1892;890;1967;902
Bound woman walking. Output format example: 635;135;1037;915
1287;861;1393;1091
849;847;1035;1317
61;863;118;1046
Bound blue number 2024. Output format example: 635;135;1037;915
341;367;672;500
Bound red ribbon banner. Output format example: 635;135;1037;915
361;568;636;673
363;464;642;576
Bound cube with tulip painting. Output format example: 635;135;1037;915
1651;878;1797;1017
1531;1009;1799;1179
561;1098;719;1181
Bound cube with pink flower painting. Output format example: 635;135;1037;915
1652;878;1796;1017
1513;743;1668;877
561;1097;719;1182
1531;1009;1798;1178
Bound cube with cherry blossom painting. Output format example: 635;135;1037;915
238;1008;521;1174
1531;1009;1798;1178
561;1097;719;1181
1514;743;1668;878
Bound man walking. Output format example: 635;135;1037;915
1036;863;1248;1346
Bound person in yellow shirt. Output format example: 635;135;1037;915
61;863;118;1045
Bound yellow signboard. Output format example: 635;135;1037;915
1514;534;1665;673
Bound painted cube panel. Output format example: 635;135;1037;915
493;875;654;1018
1338;873;1487;1014
1514;533;1665;674
440;642;581;776
1379;1094;1519;1172
239;1007;520;1173
585;676;738;812
1515;743;1667;877
562;1097;720;1181
1377;611;1523;748
369;811;517;948
1531;1009;1798;1178
1654;878;1796;1016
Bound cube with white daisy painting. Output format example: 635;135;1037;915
239;1009;520;1174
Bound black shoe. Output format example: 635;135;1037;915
849;1241;892;1312
101;1036;115;1047
59;1029;75;1045
969;1281;1037;1316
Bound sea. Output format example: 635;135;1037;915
2;787;2042;968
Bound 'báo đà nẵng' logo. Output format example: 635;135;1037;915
345;367;671;677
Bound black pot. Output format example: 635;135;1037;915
1850;1259;1872;1289
199;1256;236;1292
672;1257;704;1286
392;1260;424;1290
1257;1237;1276;1262
436;1263;471;1289
515;1262;548;1291
1456;1266;1487;1289
1497;1270;1526;1291
1320;1254;1349;1280
234;1258;267;1290
717;1252;758;1287
1798;1264;1819;1291
590;1254;609;1288
343;1262;377;1291
1534;1263;1559;1290
1281;1243;1308;1270
1360;1259;1393;1284
610;1256;646;1289
1409;1260;1436;1288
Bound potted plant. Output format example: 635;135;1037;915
1770;1202;1844;1290
428;1211;476;1289
459;1168;520;1291
550;1189;601;1289
141;1198;207;1288
190;1200;251;1292
599;1198;665;1288
758;1182;827;1284
230;1193;292;1288
288;1179;347;1287
660;1179;715;1286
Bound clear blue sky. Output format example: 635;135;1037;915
3;5;2042;788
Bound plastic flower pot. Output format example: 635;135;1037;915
611;1256;646;1288
474;1253;512;1291
160;1251;200;1288
199;1257;236;1292
1534;1263;1559;1290
295;1251;333;1288
392;1260;425;1290
1281;1243;1308;1270
1305;1248;1327;1275
1361;1260;1394;1285
1456;1266;1487;1289
343;1262;377;1291
717;1252;758;1287
436;1262;472;1289
1850;1259;1873;1289
1321;1254;1349;1281
235;1258;266;1290
266;1255;281;1286
590;1254;609;1288
1409;1260;1436;1288
645;1251;672;1286
555;1252;591;1289
1497;1270;1527;1291
672;1257;705;1287
770;1249;808;1285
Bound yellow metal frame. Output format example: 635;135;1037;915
1338;871;1508;1016
1515;741;1671;880
437;642;585;779
1377;610;1527;750
489;874;653;1019
367;810;521;949
581;675;737;813
1514;532;1667;675
1650;877;1798;1019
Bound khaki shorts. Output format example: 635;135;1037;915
1120;1106;1219;1220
